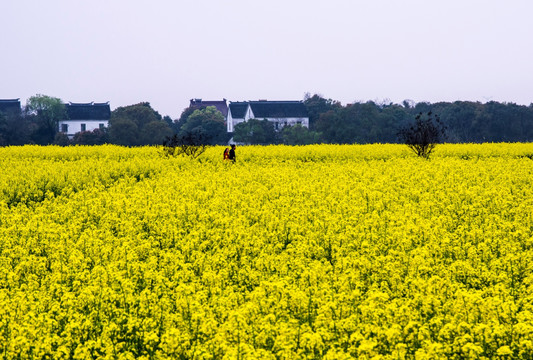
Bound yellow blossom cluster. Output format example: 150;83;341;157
0;144;532;359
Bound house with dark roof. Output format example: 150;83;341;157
227;100;309;132
226;102;252;132
189;98;228;120
58;102;111;138
0;99;21;116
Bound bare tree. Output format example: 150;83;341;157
162;130;208;159
398;112;446;159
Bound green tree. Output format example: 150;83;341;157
378;104;410;143
436;101;480;142
0;111;6;145
26;94;66;145
180;106;229;145
233;119;278;145
53;132;70;146
281;124;322;145
109;118;139;146
141;121;174;145
162;115;179;133
112;102;162;128
314;101;409;144
175;106;197;134
71;128;109;145
109;102;172;146
0;110;31;146
303;93;341;130
315;102;380;144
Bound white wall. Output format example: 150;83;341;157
58;120;108;138
227;104;309;132
264;117;309;129
227;105;252;132
245;107;253;121
227;111;234;132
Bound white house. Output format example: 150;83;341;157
227;100;309;132
59;102;110;138
227;102;252;132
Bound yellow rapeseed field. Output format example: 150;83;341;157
0;144;532;359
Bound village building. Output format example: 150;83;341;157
226;102;251;132
59;102;111;138
226;100;309;132
0;99;21;116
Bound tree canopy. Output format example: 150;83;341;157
1;93;533;147
109;102;172;146
0;108;30;146
281;124;322;145
26;94;66;145
234;119;277;145
180;106;229;145
306;94;533;144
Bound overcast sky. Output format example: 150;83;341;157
2;0;532;118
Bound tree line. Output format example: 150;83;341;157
1;93;532;147
300;94;533;145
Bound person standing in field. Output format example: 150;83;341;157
228;144;236;163
223;147;230;160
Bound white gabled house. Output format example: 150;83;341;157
227;100;309;132
227;102;252;132
58;102;111;138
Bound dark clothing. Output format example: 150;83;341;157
228;148;236;162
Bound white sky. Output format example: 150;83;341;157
2;0;532;118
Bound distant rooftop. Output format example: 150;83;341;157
189;98;228;118
65;102;111;120
229;100;308;119
249;101;308;118
0;99;21;114
228;102;249;119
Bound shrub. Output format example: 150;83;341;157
397;111;446;159
162;131;208;159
